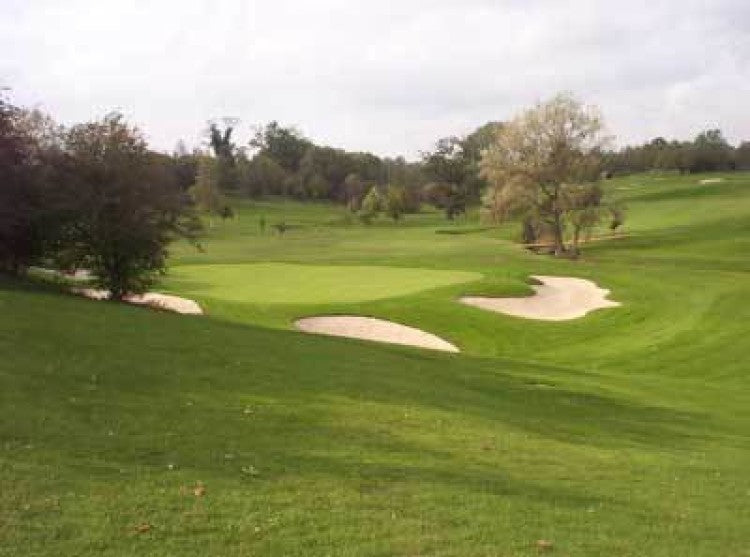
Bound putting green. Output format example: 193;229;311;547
166;263;481;304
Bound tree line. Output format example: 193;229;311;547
604;130;750;175
3;88;749;297
180;116;750;226
176;118;502;222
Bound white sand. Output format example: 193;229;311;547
699;178;724;184
295;316;459;352
73;288;203;315
460;275;619;321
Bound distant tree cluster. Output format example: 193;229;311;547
0;93;199;297
178;118;750;217
420;122;501;219
165;118;501;221
605;130;746;175
237;121;428;214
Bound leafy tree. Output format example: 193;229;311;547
480;174;532;225
351;152;387;183
735;141;750;171
422;137;466;186
171;140;198;191
208;119;237;161
343;173;366;211
460;121;502;198
421;138;473;218
603;129;740;175
237;153;287;197
401;185;422;214
420;123;500;214
298;146;355;201
0;96;38;272
359;186;381;224
219;204;234;221
63;113;200;299
190;156;225;224
422;182;466;220
689;129;733;173
480;93;607;256
608;203;626;233
305;173;330;199
207;118;238;192
422;137;467;220
563;183;604;255
0;98;68;273
250;121;310;173
384;185;406;222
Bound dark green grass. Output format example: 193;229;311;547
2;172;750;555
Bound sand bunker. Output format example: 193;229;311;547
460;275;619;321
73;288;203;315
295;316;459;352
699;178;724;184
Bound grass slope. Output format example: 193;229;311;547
1;172;749;556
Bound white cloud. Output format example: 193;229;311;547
2;0;748;157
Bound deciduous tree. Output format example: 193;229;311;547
64;113;199;299
480;93;608;256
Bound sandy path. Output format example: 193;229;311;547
699;178;724;184
460;275;619;321
295;316;459;352
73;288;203;315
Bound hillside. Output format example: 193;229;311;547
1;172;749;556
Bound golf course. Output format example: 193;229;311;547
2;171;749;555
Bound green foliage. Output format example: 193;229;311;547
250;121;311;173
62;114;200;299
0;95;40;272
421;123;500;209
562;183;605;254
481;93;607;255
189;156;224;215
359;185;382;223
236;153;287;197
608;202;626;232
207;119;239;192
305;173;329;200
384;184;407;221
343;172;366;211
208;120;236;161
219;205;234;221
735;141;750;170
606;129;738;175
170;141;198;191
423;182;467;220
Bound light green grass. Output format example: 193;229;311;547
165;263;481;304
1;172;750;556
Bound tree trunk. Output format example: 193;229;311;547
552;211;565;256
571;224;581;257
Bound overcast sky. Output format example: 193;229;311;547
2;0;749;158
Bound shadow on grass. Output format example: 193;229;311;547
1;277;718;515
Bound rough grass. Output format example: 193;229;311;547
1;172;749;556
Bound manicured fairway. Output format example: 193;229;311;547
2;172;750;556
